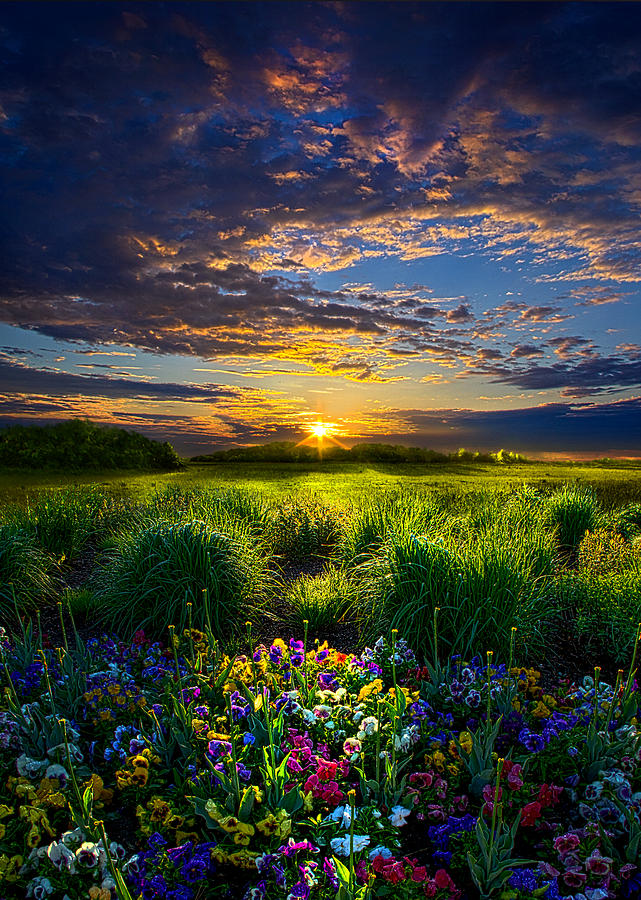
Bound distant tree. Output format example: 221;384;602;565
0;419;182;471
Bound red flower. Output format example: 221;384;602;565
538;783;563;807
520;800;542;826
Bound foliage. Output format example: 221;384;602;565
0;418;181;471
267;498;345;560
282;569;362;631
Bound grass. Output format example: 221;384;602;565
94;519;269;640
546;485;601;551
2;464;641;669
281;569;361;631
0;524;54;623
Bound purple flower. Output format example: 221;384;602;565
180;856;209;883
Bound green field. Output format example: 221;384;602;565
2;458;641;505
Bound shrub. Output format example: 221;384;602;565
94;520;267;639
0;525;53;623
282;570;360;631
546;485;601;551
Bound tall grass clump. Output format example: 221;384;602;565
141;487;271;542
615;503;641;541
340;491;447;568
267;498;344;560
562;571;641;665
546;485;601;551
0;524;53;622
94;520;267;639
282;569;361;631
361;509;557;661
15;488;103;561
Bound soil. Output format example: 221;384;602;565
30;547;607;688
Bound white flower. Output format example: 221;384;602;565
17;755;46;778
76;842;100;868
388;805;411;827
357;716;379;739
326;804;354;829
368;845;392;861
46;841;76;873
61;828;84;849
330;835;370;856
26;877;54;899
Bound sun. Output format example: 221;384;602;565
310;423;328;437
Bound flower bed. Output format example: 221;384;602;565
1;623;640;899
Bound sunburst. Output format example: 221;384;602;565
296;421;346;456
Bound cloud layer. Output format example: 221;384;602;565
1;2;640;450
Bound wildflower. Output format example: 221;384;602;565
389;805;411;827
585;849;612;876
26;877;54;899
76;842;101;867
330;834;370;856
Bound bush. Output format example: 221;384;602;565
94;520;267;639
546;485;601;551
0;525;53;623
282;569;361;631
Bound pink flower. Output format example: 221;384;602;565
585;849;612;877
507;763;524;791
562;867;587;888
553;833;581;856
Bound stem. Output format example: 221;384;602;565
375;698;382;787
57;602;69;653
168;625;182;682
302;618;309;701
605;669;624;735
186;602;196;668
433;606;440;668
486;650;494;735
226;693;241;805
96;819;135;900
594;666;601;725
625;623;641;694
488;757;504;873
348;789;356;893
246;620;257;693
38;649;56;715
65;595;82;651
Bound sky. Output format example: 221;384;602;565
1;1;641;457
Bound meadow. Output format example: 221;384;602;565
1;462;641;899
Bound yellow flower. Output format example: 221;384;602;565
228;849;257;869
357;679;383;703
0;853;23;883
211;847;228;865
0;805;13;819
89;888;111;900
532;701;551;719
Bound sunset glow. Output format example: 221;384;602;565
1;2;640;455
